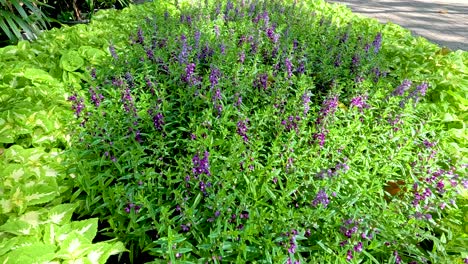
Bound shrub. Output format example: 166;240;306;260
65;0;467;263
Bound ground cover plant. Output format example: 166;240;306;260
64;0;467;263
0;0;466;263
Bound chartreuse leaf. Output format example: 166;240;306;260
87;241;127;264
55;231;92;260
71;218;99;242
24;183;59;206
48;204;78;225
0;217;34;236
0;242;55;264
60;50;85;72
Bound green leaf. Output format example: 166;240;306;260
0;242;55;264
48;203;78;225
55;231;92;260
71;218;98;242
60;51;85;72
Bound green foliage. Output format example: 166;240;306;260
0;0;466;263
62;0;468;263
0;0;50;43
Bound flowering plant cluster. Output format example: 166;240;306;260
64;0;467;263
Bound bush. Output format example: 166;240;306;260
65;1;467;263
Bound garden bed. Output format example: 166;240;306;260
0;0;466;263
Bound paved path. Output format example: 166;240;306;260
326;0;468;51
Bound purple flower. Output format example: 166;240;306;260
394;251;401;264
302;92;311;116
214;25;220;38
178;34;190;64
182;63;196;84
109;44;118;60
88;87;104;108
239;51;245;63
334;53;342;67
194;30;201;48
353;242;363;252
212;88;222;101
372;32;382;54
296;61;305;75
146;48;154;61
316;96;338;126
237;119;249;142
69;95;85;118
313;132;327;147
351;54;360;69
150;110;164;130
266;27;278;43
181;224;190;232
281;116;300;133
392;79;412;96
210;67;221;89
346;250;353;262
350;95;369;111
253;73;269;91
137;27;144;44
312;189;329;208
192;151;211;176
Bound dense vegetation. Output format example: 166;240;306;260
0;0;466;263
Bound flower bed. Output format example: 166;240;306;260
0;0;466;263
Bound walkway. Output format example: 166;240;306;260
326;0;468;51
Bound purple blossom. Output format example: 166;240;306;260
148;109;164;130
234;93;242;108
121;88;136;113
179;36;190;65
394;251;401;264
214;25;220;38
316;96;338;126
68;94;85;118
313;131;327;147
109;44;118;60
350;95;369;111
182;63;196;85
253;73;269;90
351;54;360;69
194;30;201;48
354;242;363;252
392;79;412;96
334;53;342;67
210;67;221;89
212;88;222;101
302;92;311;116
237;119;249;142
137;27;144;44
90;68;96;79
266;27;279;43
239;51;245;63
312;189;330;208
296;61;305;75
346;250;353;262
181;224;190;232
88;87;104;108
146;48;154;61
192;151;211;177
372;32;382;54
281;115;300;133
